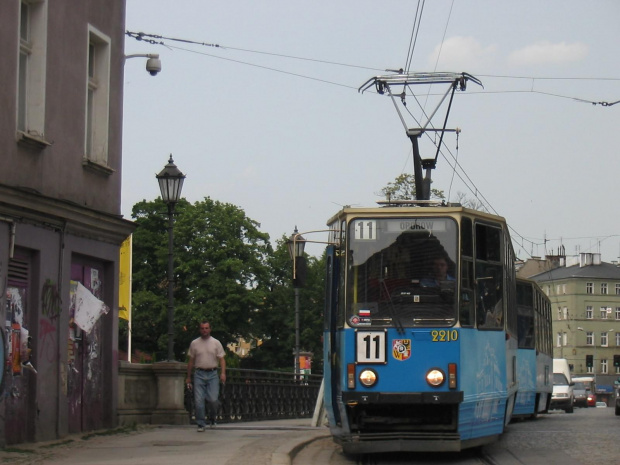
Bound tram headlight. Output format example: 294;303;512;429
426;368;445;387
359;369;378;387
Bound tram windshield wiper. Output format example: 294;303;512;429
380;280;405;335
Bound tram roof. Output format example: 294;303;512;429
327;204;507;226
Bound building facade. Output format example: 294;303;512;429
522;253;620;404
0;1;133;445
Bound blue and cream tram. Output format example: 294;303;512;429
323;204;519;453
513;278;553;419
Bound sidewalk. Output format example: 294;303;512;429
0;419;331;465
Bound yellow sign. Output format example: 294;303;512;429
118;235;132;321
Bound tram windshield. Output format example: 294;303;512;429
346;217;457;327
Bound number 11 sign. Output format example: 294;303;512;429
356;330;386;363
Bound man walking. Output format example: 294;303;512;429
186;320;226;432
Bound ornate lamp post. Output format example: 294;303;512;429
287;227;306;379
156;155;185;361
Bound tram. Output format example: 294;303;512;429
323;204;519;453
513;278;553;419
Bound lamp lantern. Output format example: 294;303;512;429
156;154;185;204
155;155;185;361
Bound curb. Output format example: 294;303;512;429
272;432;331;465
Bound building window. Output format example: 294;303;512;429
586;331;593;345
587;365;593;374
17;0;48;143
84;25;111;170
562;284;566;294
601;283;608;294
616;307;620;320
601;359;608;374
601;307;609;319
586;306;593;319
562;307;568;320
586;282;593;294
616;332;620;346
602;332;609;347
556;332;562;347
563;332;568;346
616;283;620;295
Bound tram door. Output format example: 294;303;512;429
324;246;341;425
67;263;106;433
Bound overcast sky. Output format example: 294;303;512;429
122;0;620;261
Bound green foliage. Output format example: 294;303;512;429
240;236;325;372
129;197;272;361
128;197;326;373
379;173;444;201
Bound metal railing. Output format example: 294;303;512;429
185;368;322;423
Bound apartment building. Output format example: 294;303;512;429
522;253;620;403
0;1;133;444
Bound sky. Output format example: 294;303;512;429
122;0;620;261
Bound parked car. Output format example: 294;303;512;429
595;401;607;408
615;388;620;416
587;393;596;407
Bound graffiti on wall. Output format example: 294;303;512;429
41;279;62;319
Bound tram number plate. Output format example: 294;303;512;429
354;220;377;241
356;331;386;363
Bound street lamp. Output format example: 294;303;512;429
287;227;306;379
156;155;185;361
578;327;614;385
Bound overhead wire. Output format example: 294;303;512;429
404;1;425;74
125;30;618;258
163;43;359;90
126;30;620;101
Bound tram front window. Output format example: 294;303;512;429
347;217;457;327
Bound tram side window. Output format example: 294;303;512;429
516;283;535;348
460;218;474;327
475;224;503;329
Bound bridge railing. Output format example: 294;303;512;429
118;361;322;426
196;368;322;423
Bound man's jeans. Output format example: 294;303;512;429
193;370;219;427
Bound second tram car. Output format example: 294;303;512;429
513;278;553;419
323;205;519;453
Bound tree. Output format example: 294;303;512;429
126;197;272;361
241;236;325;373
454;191;487;211
379;173;444;201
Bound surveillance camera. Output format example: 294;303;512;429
146;57;161;76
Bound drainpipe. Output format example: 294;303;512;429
55;221;66;439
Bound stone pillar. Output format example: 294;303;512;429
150;361;189;425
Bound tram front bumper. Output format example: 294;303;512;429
338;391;465;452
338;432;464;453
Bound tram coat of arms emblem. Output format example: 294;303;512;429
392;339;411;361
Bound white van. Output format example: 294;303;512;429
550;358;574;413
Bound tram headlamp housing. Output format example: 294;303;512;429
426;368;445;387
359;368;378;387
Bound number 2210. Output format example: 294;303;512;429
431;330;459;342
